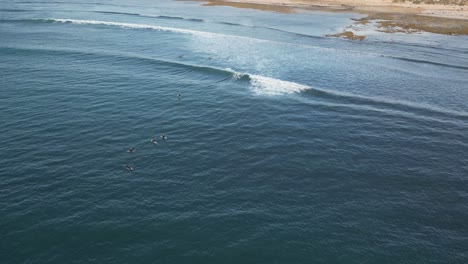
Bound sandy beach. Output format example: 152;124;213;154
192;0;468;39
199;0;468;18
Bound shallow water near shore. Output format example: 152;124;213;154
1;0;468;263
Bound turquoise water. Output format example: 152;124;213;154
1;0;468;263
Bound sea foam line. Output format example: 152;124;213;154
224;68;310;95
50;18;196;34
12;18;468;68
47;18;271;43
39;18;347;53
248;74;310;95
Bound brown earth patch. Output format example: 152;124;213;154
327;31;366;40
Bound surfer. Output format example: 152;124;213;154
124;165;133;171
151;139;158;144
128;147;135;153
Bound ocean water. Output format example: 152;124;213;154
1;0;468;263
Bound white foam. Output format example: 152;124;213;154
224;68;243;80
248;74;310;95
51;18;196;34
48;18;271;43
224;68;310;95
49;19;310;96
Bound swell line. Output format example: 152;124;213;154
2;46;467;126
303;86;468;122
383;56;468;71
0;9;31;12
0;7;321;39
92;11;205;22
371;39;468;55
32;18;267;41
0;46;234;79
1;18;330;53
4;18;466;72
218;21;323;40
11;1;143;8
92;11;141;17
1;45;311;95
298;98;468;139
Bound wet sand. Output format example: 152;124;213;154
187;0;468;39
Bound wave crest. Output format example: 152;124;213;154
48;18;196;34
247;75;310;95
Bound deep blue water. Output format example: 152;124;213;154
1;0;468;263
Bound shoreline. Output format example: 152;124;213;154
189;0;468;39
197;0;468;19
